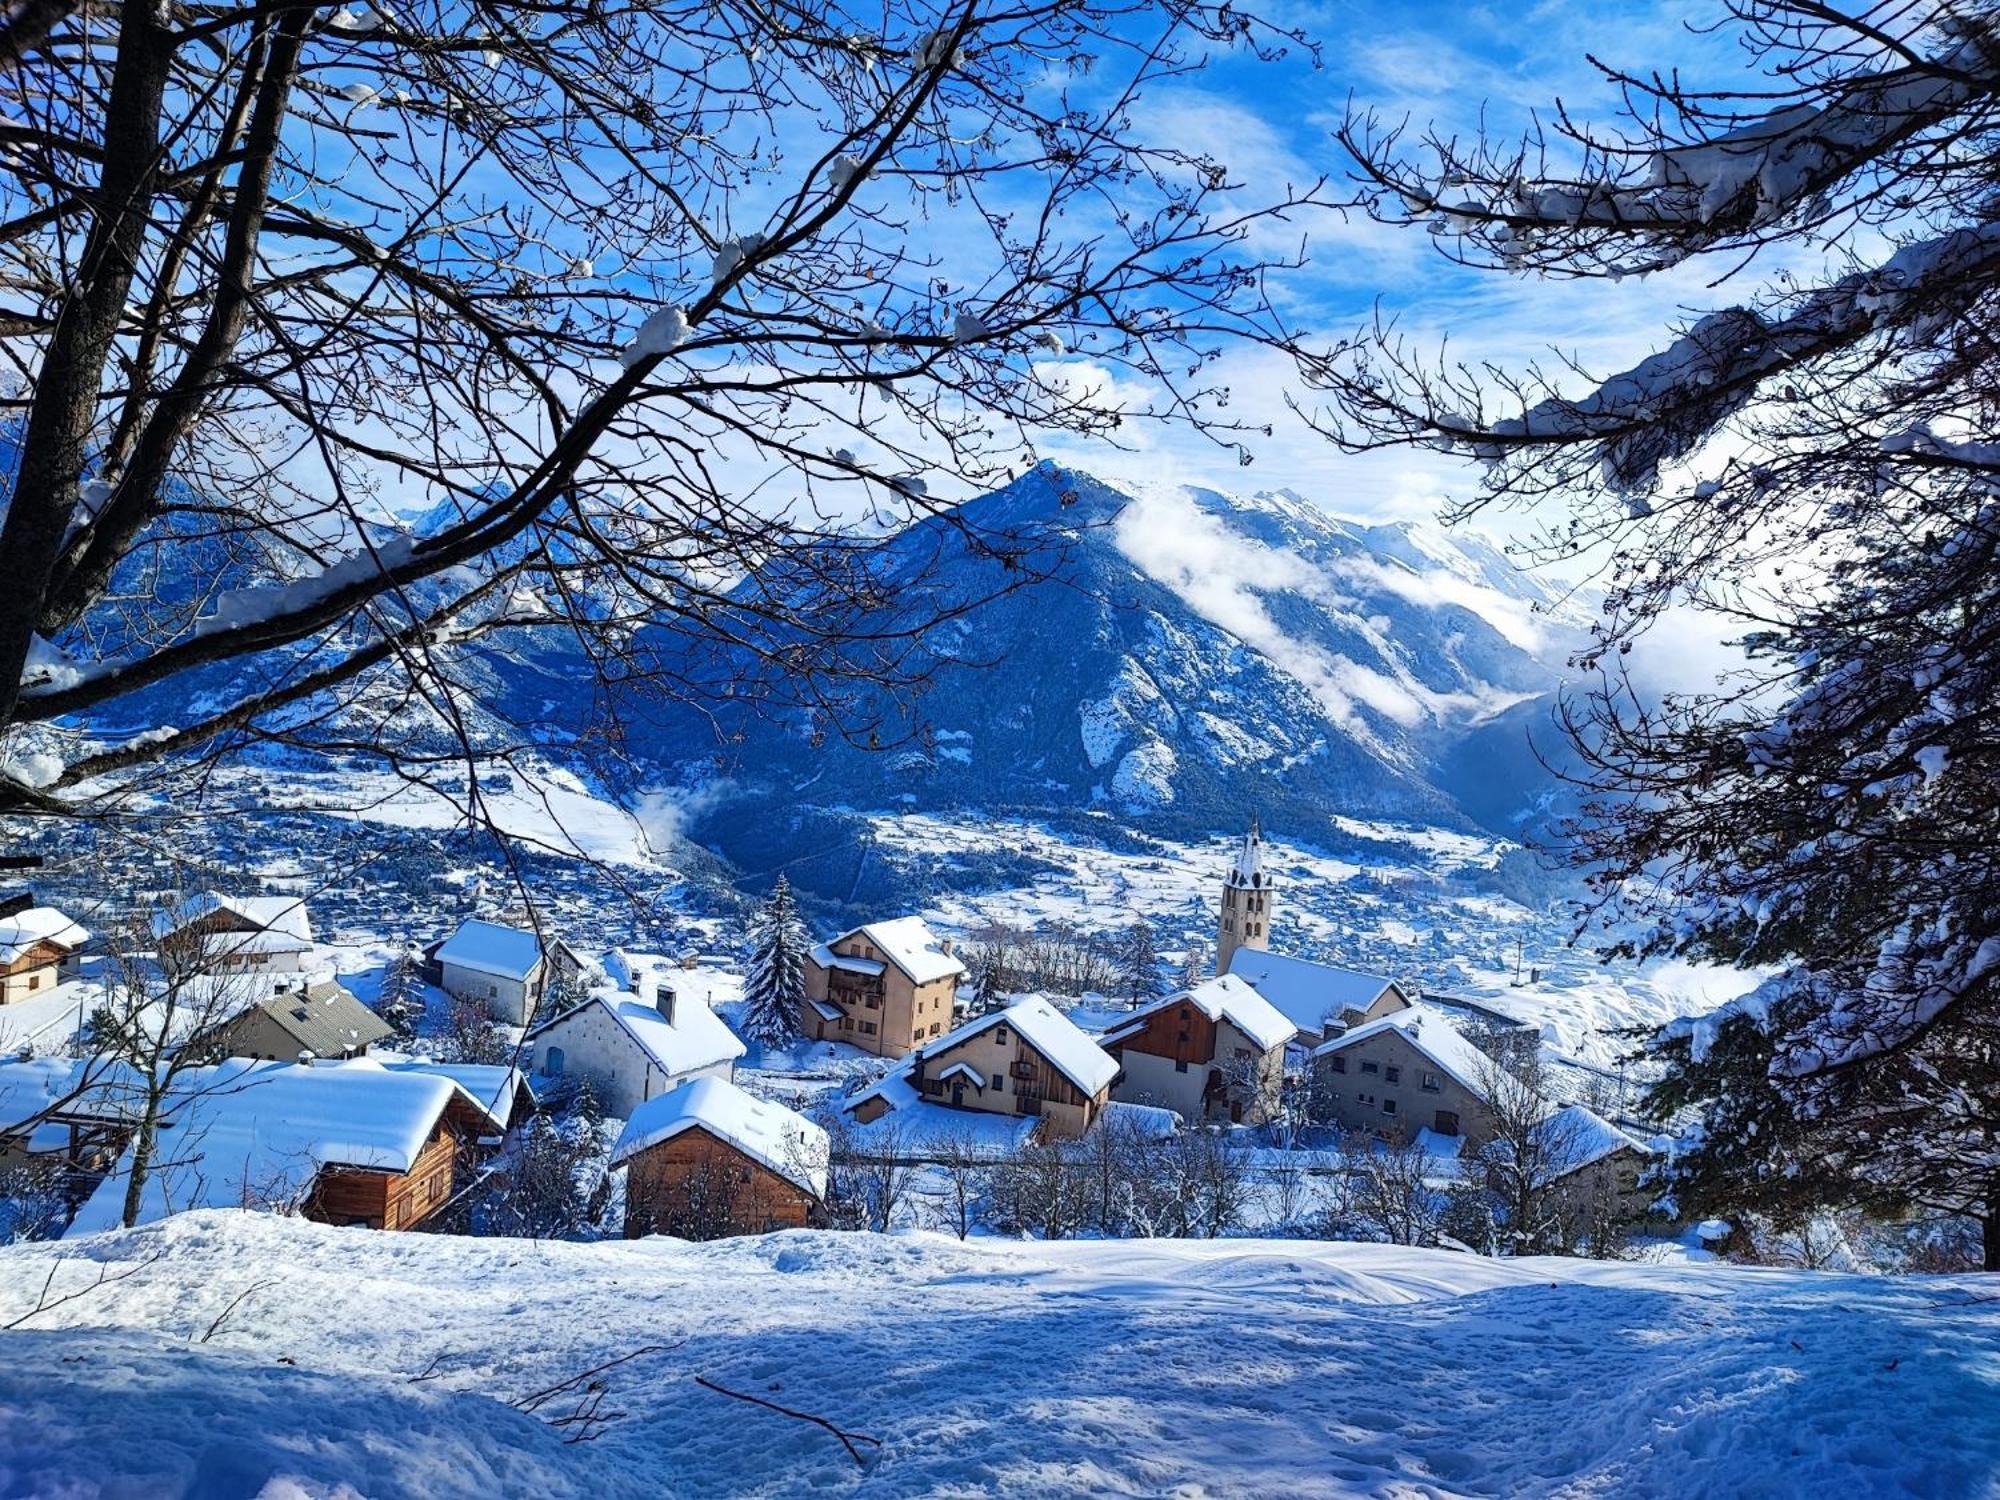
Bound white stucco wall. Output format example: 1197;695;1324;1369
530;1004;733;1118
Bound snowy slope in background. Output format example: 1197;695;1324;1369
641;466;1589;896
3;1213;1995;1498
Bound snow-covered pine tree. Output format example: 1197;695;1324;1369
1176;941;1209;992
376;942;427;1042
1323;3;2000;1265
740;876;810;1048
1116;920;1165;1007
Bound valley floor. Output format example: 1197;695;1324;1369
3;1213;1996;1498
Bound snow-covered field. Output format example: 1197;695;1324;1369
3;1213;1995;1498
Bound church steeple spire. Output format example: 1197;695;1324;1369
1215;818;1276;975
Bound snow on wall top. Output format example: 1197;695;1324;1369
66;1058;463;1235
610;1075;828;1199
826;916;966;985
436;919;544;981
1224;948;1400;1035
0;906;88;964
1312;1004;1497;1100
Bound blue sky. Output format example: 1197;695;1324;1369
1043;0;1770;520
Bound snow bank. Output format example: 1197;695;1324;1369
5;1213;1998;1497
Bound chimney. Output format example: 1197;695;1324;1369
938;937;956;956
655;982;677;1025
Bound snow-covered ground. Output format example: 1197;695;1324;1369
3;1213;1996;1498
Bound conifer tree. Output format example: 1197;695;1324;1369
377;942;427;1042
741;876;810;1048
1116;920;1165;1007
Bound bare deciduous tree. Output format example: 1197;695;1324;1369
0;0;1334;826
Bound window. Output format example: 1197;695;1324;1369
1381;1098;1397;1116
1329;1055;1347;1074
861;1021;877;1035
841;1016;854;1031
1384;1065;1401;1084
1420;1071;1443;1093
1433;1110;1459;1135
545;1047;566;1077
990;1073;1004;1090
1356;1091;1376;1107
994;1026;1009;1043
1175;1059;1189;1073
1360;1060;1379;1076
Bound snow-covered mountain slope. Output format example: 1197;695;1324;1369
4;1212;1995;1498
638;466;1588;887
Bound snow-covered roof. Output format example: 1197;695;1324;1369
0;1056;87;1133
848;995;1117;1116
824;916;966;985
1098;1100;1180;1139
846;1097;1040;1157
378;1059;528;1132
1103;974;1296;1055
436;919;544;981
0;906;89;964
808;943;886;977
1225;949;1402;1037
1223;820;1270;890
1542;1104;1653;1178
528;989;745;1078
239;980;392;1059
154;893;312;948
610;1076;827;1199
1312;1004;1497;1101
67;1058;464;1234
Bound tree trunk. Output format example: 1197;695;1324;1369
1983;1207;2000;1273
122;1094;163;1229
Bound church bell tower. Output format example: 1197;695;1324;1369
1215;818;1275;976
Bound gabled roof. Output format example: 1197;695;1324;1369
808;943;885;977
66;1058;465;1235
1225;949;1404;1036
1311;1004;1496;1101
822;916;965;986
238;980;392;1059
154;893;312;948
436;919;544;981
378;1059;530;1134
1101;974;1296;1055
0;906;89;964
527;989;745;1078
1541;1103;1654;1179
845;995;1117;1116
610;1076;827;1199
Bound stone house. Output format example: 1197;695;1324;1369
1225;948;1413;1048
801;916;965;1058
1308;1005;1499;1146
191;978;392;1063
524;978;744;1118
612;1076;827;1238
433;918;548;1026
1100;974;1294;1124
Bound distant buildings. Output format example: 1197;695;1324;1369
801;916;966;1058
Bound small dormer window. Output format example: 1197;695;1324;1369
994;1025;1009;1044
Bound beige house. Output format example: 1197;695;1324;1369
0;906;88;1004
845;995;1120;1140
1309;1005;1499;1145
1100;974;1293;1124
802;916;965;1059
192;978;393;1062
612;1076;828;1239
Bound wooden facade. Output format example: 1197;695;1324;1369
622;1125;819;1239
304;1117;462;1231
